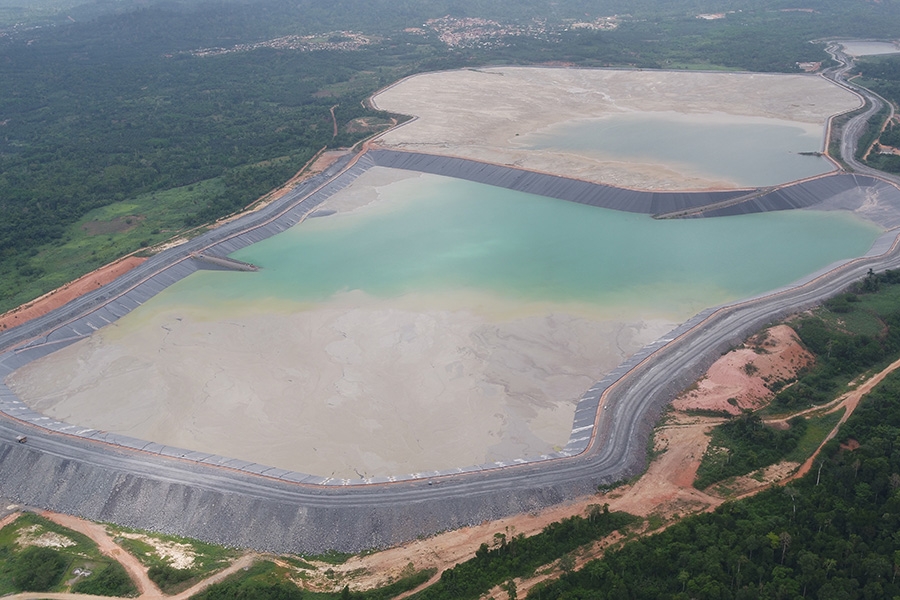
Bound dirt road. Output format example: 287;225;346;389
4;511;254;600
41;511;161;597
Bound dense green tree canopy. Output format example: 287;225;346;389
2;0;900;312
531;365;900;599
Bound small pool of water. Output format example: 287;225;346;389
841;41;900;57
518;112;834;188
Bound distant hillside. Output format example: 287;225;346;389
2;0;900;313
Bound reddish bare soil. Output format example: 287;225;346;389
304;150;346;177
840;439;861;451
673;325;813;415
0;256;147;333
607;412;724;516
0;512;20;530
711;459;802;498
266;149;343;193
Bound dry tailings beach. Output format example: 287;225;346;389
372;68;859;190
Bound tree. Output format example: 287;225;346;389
784;487;799;522
779;532;792;565
677;569;690;593
11;546;68;592
72;562;137;596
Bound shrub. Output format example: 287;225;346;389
148;564;196;591
72;562;137;597
11;546;68;592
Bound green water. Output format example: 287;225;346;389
145;172;881;322
521;113;833;187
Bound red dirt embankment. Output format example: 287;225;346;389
0;149;351;336
673;324;813;415
0;256;147;333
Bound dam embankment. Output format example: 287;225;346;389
366;149;899;217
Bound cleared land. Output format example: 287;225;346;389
373;68;859;190
673;324;814;415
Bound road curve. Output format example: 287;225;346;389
823;43;900;187
1;55;900;552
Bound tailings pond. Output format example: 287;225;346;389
7;168;882;479
518;112;833;188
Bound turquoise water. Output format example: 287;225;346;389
145;173;881;321
521;113;833;187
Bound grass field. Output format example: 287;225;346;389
0;176;228;314
784;408;846;463
107;523;239;594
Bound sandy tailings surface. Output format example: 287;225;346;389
8;298;673;480
372;68;859;190
6;166;677;480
